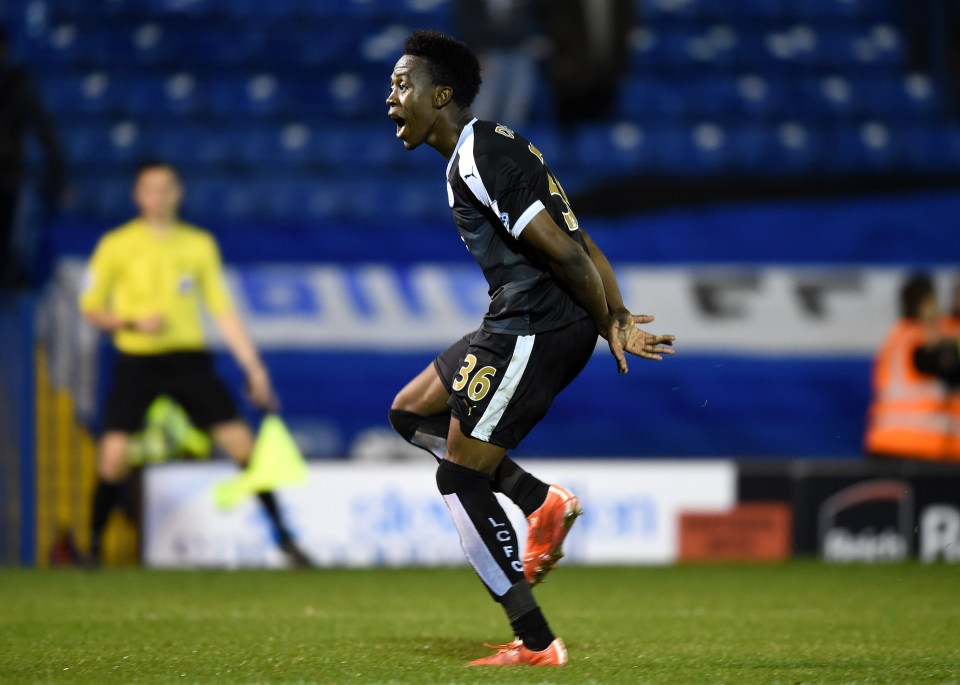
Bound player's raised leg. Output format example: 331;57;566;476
390;341;583;586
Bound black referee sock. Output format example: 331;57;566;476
491;457;550;518
91;480;124;558
255;491;292;544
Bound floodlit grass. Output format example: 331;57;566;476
1;562;958;684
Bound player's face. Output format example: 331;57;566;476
387;55;440;150
134;166;182;221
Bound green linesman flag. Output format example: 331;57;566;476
213;414;308;510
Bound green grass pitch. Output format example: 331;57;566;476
1;562;958;684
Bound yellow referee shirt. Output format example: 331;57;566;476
79;218;234;355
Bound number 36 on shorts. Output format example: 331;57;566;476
451;354;498;401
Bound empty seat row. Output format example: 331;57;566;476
41;71;386;120
62;122;435;172
69;174;451;223
22;19;413;69
616;72;939;120
62;118;960;184
40;65;938;127
641;0;900;21
630;22;906;70
40;0;451;21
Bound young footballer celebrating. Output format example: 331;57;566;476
385;30;675;666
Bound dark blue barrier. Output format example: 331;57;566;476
202;351;871;460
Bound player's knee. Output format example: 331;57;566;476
388;408;420;443
435;458;486;495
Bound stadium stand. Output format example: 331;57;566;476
4;0;955;225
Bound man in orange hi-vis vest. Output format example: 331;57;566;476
865;273;960;461
941;279;960;459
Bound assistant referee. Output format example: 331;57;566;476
79;160;312;567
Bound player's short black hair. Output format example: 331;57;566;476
900;272;935;319
403;29;481;108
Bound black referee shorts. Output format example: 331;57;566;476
101;351;240;433
434;316;598;450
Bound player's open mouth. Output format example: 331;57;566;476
394;117;406;138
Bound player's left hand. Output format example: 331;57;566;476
607;311;675;374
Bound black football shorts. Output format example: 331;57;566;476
101;351;240;433
433;316;598;449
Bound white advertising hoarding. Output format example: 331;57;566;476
144;460;735;568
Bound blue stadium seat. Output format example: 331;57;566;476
700;0;785;20
685;76;741;117
152;127;236;168
175;29;263;67
793;0;899;21
859;75;939;120
206;74;291;118
901;124;960;173
72;176;136;218
117;73;204;118
24;24;87;67
290;71;382;120
41;72;118;117
618;77;689;119
731;73;791;118
800;75;858;119
259;30;353;68
208;0;306;19
638;0;704;21
85;25;177;67
255;178;344;219
685;122;730;175
142;0;217;16
64;122;150;168
230;124;330;171
725;125;775;172
768;122;822;174
575;122;648;175
181;177;261;219
822;123;898;173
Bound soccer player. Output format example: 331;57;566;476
78;160;313;568
385;30;675;666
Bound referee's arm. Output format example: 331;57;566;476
83;309;163;334
212;311;276;412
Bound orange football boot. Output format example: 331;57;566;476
468;638;567;666
523;484;582;586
